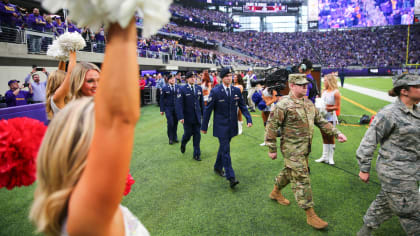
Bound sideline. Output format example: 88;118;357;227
342;84;395;103
339;123;368;128
341;96;377;115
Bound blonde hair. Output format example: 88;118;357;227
45;70;69;119
324;73;338;91
30;98;95;236
69;62;100;100
45;15;53;23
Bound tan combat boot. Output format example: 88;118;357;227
305;207;328;229
269;185;290;205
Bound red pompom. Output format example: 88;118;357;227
124;173;135;196
0;118;47;190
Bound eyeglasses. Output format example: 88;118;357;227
411;85;420;89
296;84;308;88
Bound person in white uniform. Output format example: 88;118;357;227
315;73;341;165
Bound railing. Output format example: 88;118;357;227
0;26;25;44
0;27;261;66
143;87;157;105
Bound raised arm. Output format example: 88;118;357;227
58;61;66;71
67;19;139;235
52;51;76;108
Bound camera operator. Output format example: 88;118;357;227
298;59;318;104
5;79;33;107
24;65;48;103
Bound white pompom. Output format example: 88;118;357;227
41;0;67;13
47;40;69;61
57;32;86;52
46;32;86;61
41;0;173;39
141;0;172;38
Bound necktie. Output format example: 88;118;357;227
172;86;175;103
227;87;231;97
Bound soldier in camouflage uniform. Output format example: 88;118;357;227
356;74;420;236
265;74;347;230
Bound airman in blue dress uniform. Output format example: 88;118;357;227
201;67;253;188
160;74;179;145
176;71;204;161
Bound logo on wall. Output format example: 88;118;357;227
308;21;318;29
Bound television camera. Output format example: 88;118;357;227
250;67;291;95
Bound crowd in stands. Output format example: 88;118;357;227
0;1;108;53
137;35;269;66
318;0;415;29
1;0;419;68
164;24;420;67
170;4;238;26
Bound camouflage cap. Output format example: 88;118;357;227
288;73;309;85
392;73;420;88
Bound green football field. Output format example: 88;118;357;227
0;80;406;236
345;77;393;92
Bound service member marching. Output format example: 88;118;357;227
264;74;347;229
201;67;252;188
356;74;420;236
160;74;179;145
176;71;204;161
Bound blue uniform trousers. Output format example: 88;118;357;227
215;137;235;180
165;109;178;142
182;122;201;156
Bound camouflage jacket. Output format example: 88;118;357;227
356;98;420;182
265;92;341;167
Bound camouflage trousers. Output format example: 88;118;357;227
275;164;314;209
363;180;420;236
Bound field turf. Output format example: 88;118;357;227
345;77;393;92
0;81;406;236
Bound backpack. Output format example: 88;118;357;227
307;77;319;101
359;114;371;124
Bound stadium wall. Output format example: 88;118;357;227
0;42;247;94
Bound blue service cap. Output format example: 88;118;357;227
220;67;234;78
185;71;195;79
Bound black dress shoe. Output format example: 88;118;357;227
169;140;173;145
214;169;225;177
193;155;201;161
180;143;186;153
229;178;239;188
